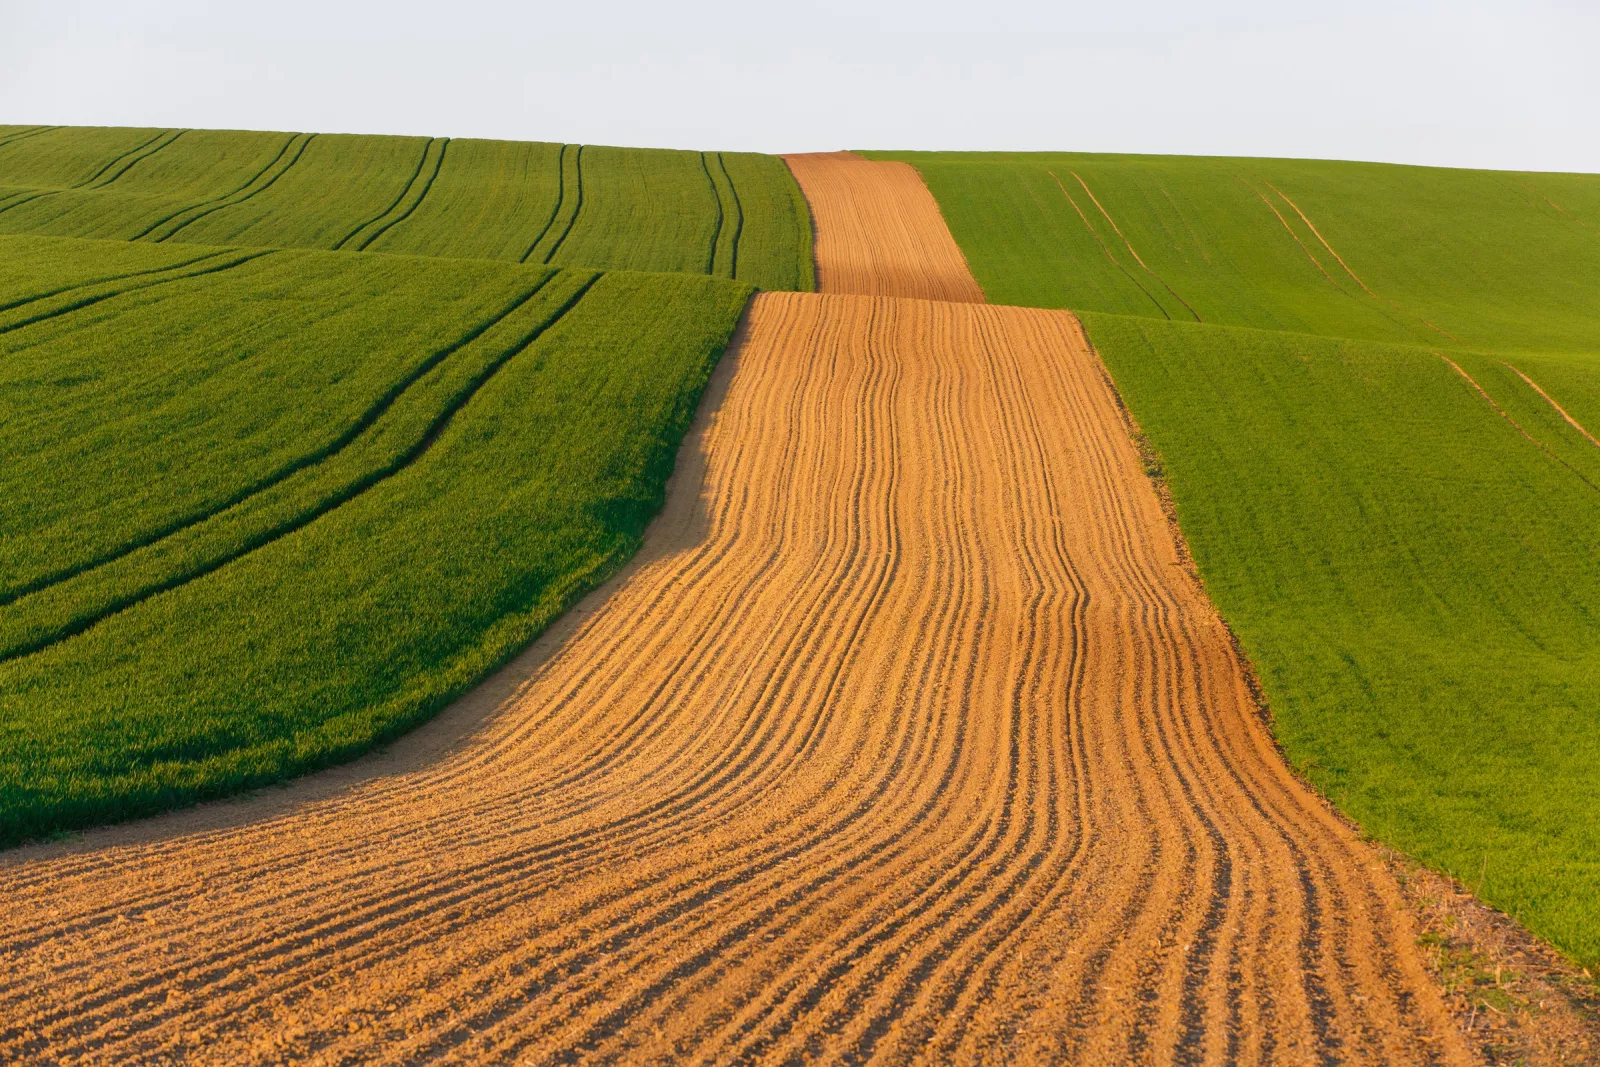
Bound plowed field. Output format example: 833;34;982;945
0;152;1477;1065
0;289;1468;1063
784;152;986;302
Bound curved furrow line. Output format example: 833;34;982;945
784;154;986;303
759;309;1083;1061
611;333;997;1060
492;302;1049;1067
668;301;1002;1055
732;307;1120;1062
276;299;1049;1062
1056;373;1290;1062
360;298;932;1057
877;311;1135;1059
1068;317;1445;1059
585;307;1100;1062
1048;376;1257;1059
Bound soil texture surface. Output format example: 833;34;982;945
784;152;987;303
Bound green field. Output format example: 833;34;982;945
0;126;814;291
0;233;752;845
868;151;1600;966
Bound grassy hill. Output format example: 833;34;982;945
0;233;752;845
868;150;1600;966
0;126;814;291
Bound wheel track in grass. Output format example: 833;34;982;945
701;150;744;279
0;129;180;219
717;152;744;279
0;125;60;152
146;132;317;243
0;247;270;350
700;151;726;276
1440;355;1600;496
79;129;187;189
0;271;593;649
1501;360;1600;452
518;143;572;264
1064;168;1203;323
1048;168;1174;320
129;131;301;241
1259;180;1462;344
0;246;234;316
332;136;446;251
355;137;449;251
0;149;1479;1065
540;144;586;263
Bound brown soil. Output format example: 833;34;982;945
0;291;1474;1064
783;152;987;303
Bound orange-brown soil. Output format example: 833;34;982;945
784;152;987;303
0;290;1473;1064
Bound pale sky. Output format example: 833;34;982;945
2;0;1596;174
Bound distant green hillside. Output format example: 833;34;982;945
0;233;752;844
869;150;1600;967
0;126;814;291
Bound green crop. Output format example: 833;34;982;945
0;233;752;845
868;150;1600;967
0;127;813;291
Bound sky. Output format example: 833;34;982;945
2;0;1596;173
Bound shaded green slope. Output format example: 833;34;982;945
871;150;1600;967
0;127;813;291
0;234;752;844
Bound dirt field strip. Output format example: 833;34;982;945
1;291;1471;1064
784;152;987;302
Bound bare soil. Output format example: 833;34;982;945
784;152;987;303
